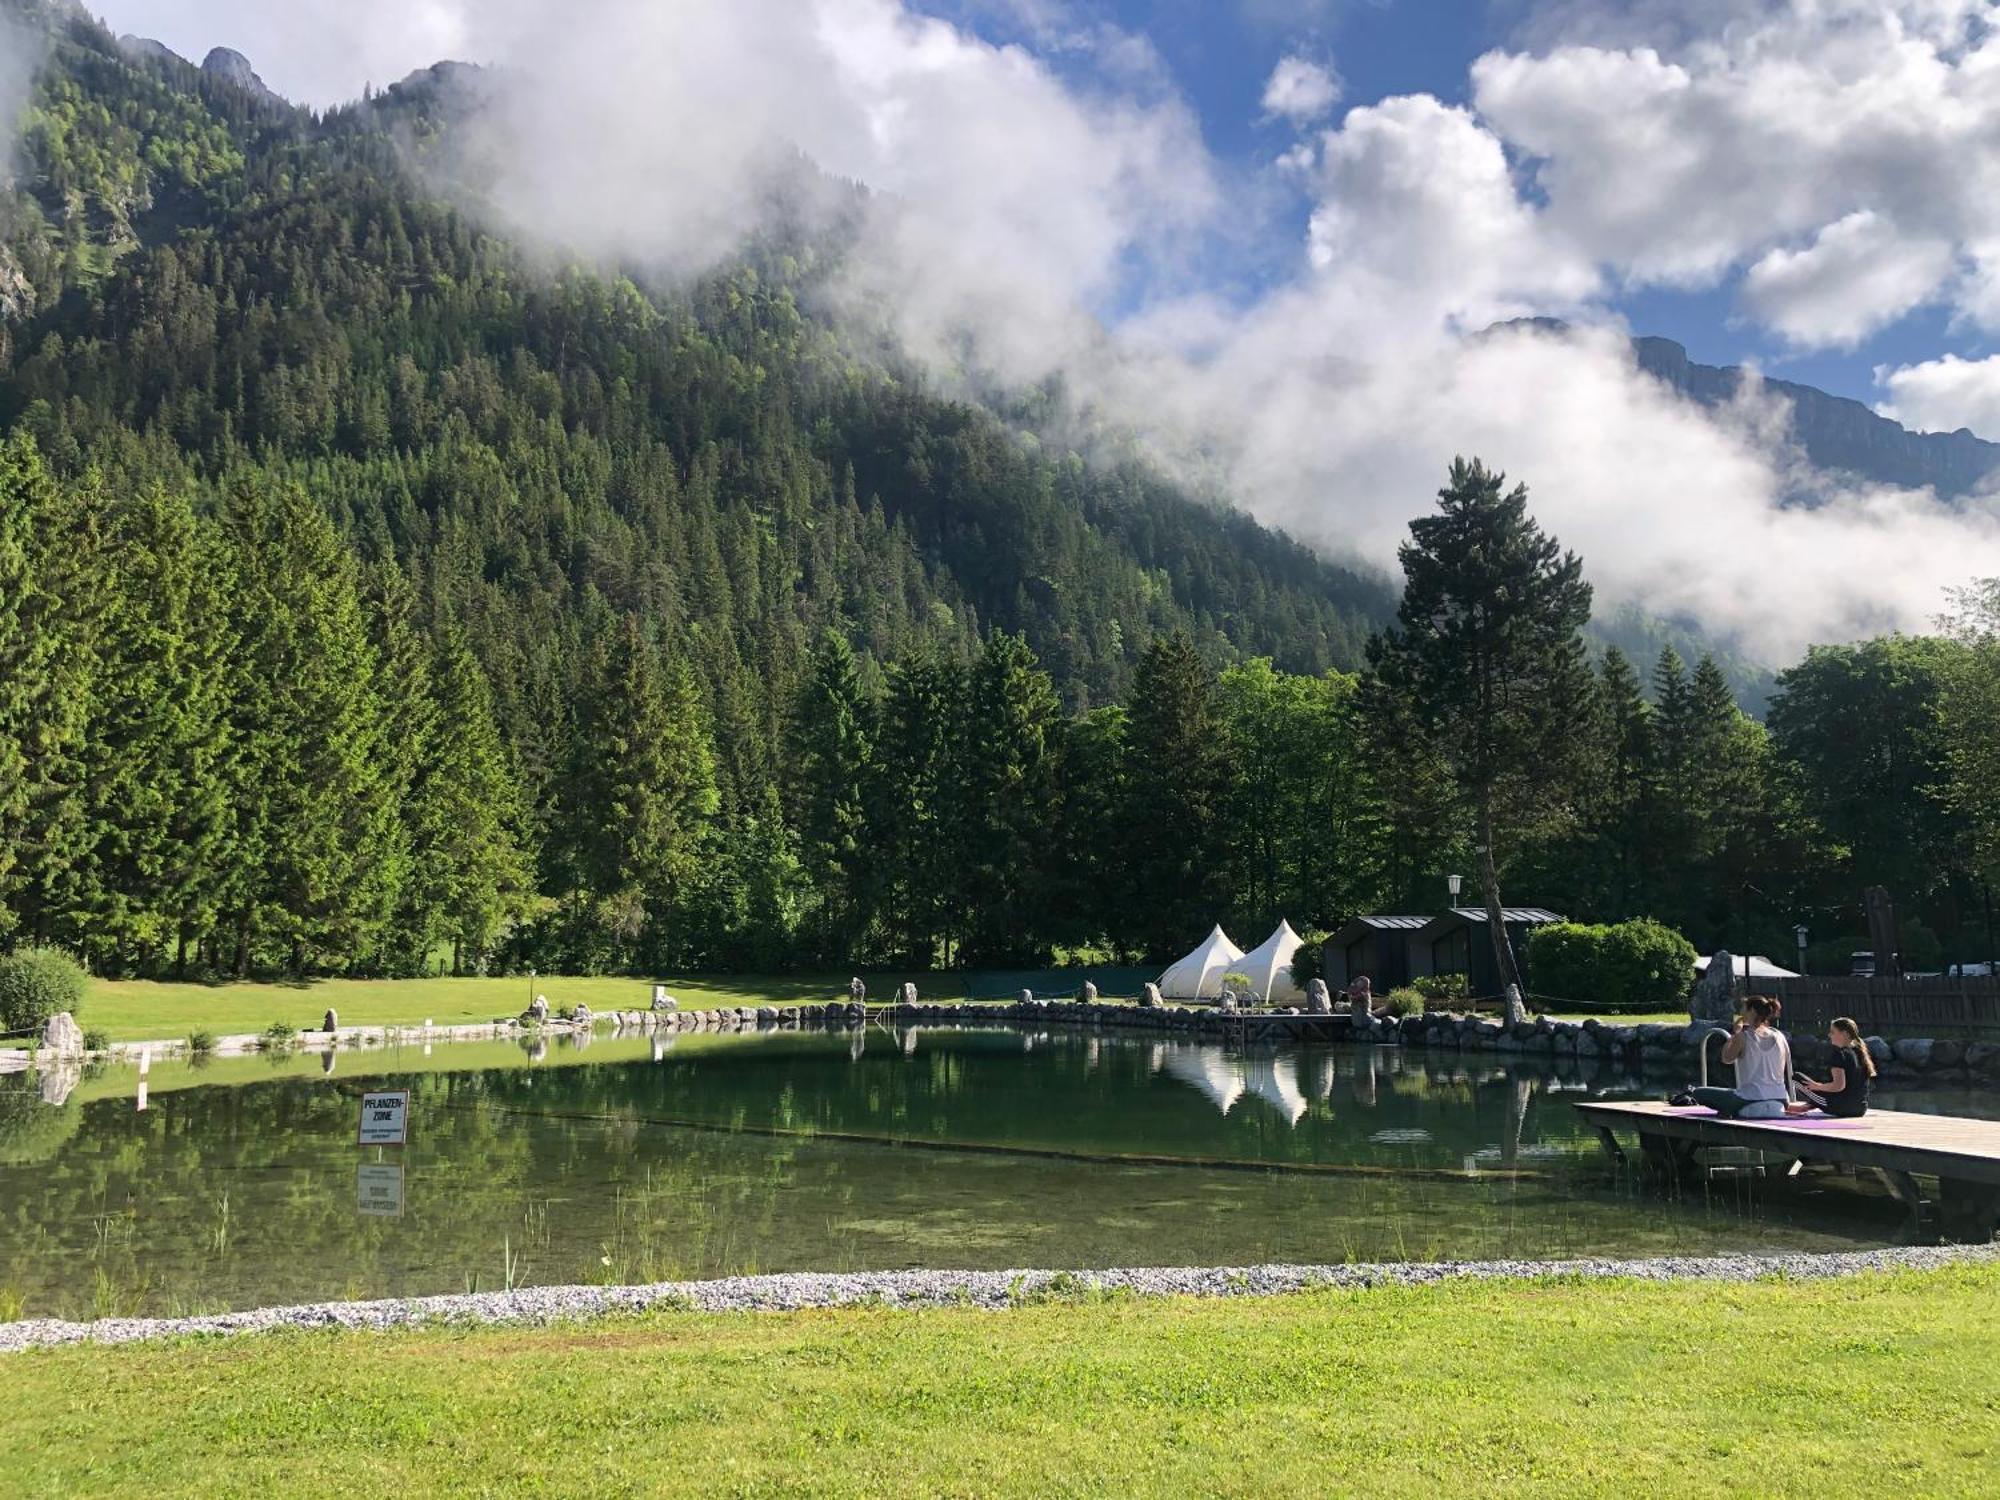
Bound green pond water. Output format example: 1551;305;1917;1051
1;1024;1990;1320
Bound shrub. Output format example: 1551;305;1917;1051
81;1027;109;1052
1529;919;1697;1013
1287;932;1331;990
1380;987;1422;1017
0;948;87;1035
187;1031;216;1055
1409;971;1469;1006
257;1021;298;1052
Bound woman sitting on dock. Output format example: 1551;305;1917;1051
1786;1017;1874;1118
1689;996;1793;1119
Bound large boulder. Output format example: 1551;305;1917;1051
1688;952;1737;1024
321;1008;339;1034
1140;983;1162;1009
1891;1037;1934;1070
849;977;867;1004
898;982;918;1006
38;1011;84;1057
1307;978;1333;1015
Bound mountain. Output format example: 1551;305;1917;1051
1634;335;2000;500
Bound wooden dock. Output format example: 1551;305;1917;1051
1574;1100;2000;1243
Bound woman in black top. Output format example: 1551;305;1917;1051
1787;1016;1875;1117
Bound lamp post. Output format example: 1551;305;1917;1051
528;967;536;1011
1794;924;1809;977
1447;873;1463;905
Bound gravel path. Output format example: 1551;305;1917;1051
4;1243;1994;1353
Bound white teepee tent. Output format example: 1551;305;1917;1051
1156;924;1244;1000
1233;919;1307;1005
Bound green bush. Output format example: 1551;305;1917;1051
187;1030;216;1055
1409;972;1469;1006
1287;932;1331;990
257;1021;298;1052
81;1027;109;1052
1528;919;1697;1013
0;948;87;1035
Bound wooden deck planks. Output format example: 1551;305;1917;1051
1574;1100;2000;1186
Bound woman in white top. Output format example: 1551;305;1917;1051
1689;995;1792;1119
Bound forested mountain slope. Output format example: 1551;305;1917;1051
0;3;1397;975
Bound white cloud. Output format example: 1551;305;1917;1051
64;0;2000;658
1302;95;1598;331
1741;211;1955;348
1260;53;1340;125
1877;353;2000;438
1473;3;2000;334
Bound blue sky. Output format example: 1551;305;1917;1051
919;0;1987;409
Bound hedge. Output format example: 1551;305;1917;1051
1527;919;1696;1014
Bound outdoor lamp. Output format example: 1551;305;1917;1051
1447;873;1463;901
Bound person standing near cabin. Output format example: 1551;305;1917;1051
1787;1017;1874;1117
1690;995;1793;1118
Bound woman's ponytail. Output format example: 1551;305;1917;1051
1832;1017;1876;1078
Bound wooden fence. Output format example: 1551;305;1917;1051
1763;976;2000;1037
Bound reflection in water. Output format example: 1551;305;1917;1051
0;1025;1986;1320
1158;1043;1245;1114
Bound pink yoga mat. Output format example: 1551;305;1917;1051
1662;1107;1868;1130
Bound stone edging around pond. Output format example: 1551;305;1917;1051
3;1243;1993;1353
6;996;1990;1091
650;998;2000;1091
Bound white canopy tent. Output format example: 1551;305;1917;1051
1157;925;1244;1000
1234;919;1308;1005
1693;954;1801;980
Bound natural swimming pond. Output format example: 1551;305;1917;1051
2;1024;1993;1319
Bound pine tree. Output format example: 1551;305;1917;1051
426;631;537;972
1122;631;1232;961
789;629;876;960
1365;459;1595;1022
219;481;402;974
72;483;237;973
560;615;721;965
0;439;104;947
959;632;1061;964
869;645;967;965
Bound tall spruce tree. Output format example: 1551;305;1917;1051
869;645;967;965
789;629;877;961
1365;459;1595;1023
560;615;720;966
72;484;237;973
0;438;102;946
219;482;402;974
958;632;1061;964
1122;631;1232;961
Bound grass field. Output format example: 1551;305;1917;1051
77;972;971;1042
8;1264;1998;1496
69;972;1695;1044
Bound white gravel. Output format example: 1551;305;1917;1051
4;1243;1993;1353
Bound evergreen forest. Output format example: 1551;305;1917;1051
5;4;2000;986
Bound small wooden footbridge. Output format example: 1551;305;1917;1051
1575;1100;2000;1243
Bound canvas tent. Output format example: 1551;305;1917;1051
1234;920;1308;1005
1694;954;1801;980
1156;925;1244;1000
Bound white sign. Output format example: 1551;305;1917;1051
356;1163;405;1217
357;1090;410;1147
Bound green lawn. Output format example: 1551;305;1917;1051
77;972;971;1042
8;1264;1997;1496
